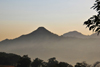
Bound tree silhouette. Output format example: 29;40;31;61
17;55;31;67
47;57;59;67
84;0;100;35
75;63;83;67
31;58;47;67
0;52;21;66
93;62;100;67
74;62;90;67
59;62;69;67
68;64;73;67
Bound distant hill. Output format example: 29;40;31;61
62;31;88;38
62;31;100;38
90;33;100;38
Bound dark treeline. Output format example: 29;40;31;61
0;52;21;66
0;52;100;67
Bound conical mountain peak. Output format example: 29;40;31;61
28;27;49;35
37;27;46;29
37;27;47;31
27;26;59;38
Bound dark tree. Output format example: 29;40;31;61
93;62;100;67
59;62;69;67
68;64;73;67
47;57;59;67
31;58;47;67
74;62;90;67
84;0;100;35
81;62;91;67
0;52;21;66
75;63;83;67
17;55;31;67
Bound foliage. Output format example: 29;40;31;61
59;62;69;67
17;55;31;67
84;0;100;35
47;57;59;67
93;61;100;67
0;52;21;66
31;57;72;67
74;62;91;67
1;52;100;67
31;58;46;67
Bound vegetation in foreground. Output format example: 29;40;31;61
0;52;100;67
84;0;100;35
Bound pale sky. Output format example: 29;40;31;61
0;0;97;41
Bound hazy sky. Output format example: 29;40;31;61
0;0;97;41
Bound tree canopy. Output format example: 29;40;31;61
0;52;99;67
17;55;31;67
84;0;100;35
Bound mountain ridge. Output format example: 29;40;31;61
62;31;89;38
0;27;61;44
0;27;100;42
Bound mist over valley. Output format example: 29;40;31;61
0;27;100;64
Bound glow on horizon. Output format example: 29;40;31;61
0;0;96;41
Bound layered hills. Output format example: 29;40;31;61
0;27;100;64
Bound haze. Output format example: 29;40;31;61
1;27;100;65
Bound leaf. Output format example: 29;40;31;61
91;6;95;9
88;19;91;23
97;2;100;4
89;16;94;19
93;27;96;31
96;22;100;25
89;25;96;30
96;0;99;2
84;21;88;25
87;24;91;27
97;7;100;11
97;30;100;35
93;6;98;9
95;27;100;32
